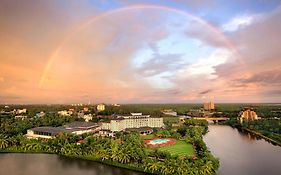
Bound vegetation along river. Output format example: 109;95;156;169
1;125;281;175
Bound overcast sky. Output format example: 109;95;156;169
0;0;281;104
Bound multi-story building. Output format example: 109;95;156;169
203;101;215;111
239;108;260;123
97;104;105;111
101;113;164;132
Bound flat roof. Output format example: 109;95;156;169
30;127;67;135
64;121;99;129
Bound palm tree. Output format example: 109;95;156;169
0;136;9;149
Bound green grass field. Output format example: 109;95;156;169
142;134;155;140
147;140;195;157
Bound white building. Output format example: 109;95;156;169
97;104;105;111
35;111;45;118
16;109;27;114
82;114;93;122
15;115;27;120
162;109;177;116
101;113;164;132
58;110;71;116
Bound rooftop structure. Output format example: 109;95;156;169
26;121;100;139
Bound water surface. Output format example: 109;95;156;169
0;153;144;175
204;125;281;175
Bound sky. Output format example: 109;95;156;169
0;0;281;104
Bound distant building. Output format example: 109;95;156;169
16;109;27;114
26;121;100;139
161;109;177;116
101;113;164;132
15;115;27;120
83;107;89;112
203;101;215;111
82;114;93;122
58;110;71;116
239;108;260;123
35;111;45;118
97;104;105;111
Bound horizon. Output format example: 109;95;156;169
1;0;281;104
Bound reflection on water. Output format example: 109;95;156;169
0;153;144;175
204;125;281;175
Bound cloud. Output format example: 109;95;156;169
136;53;185;76
199;89;213;95
238;69;281;85
222;14;258;32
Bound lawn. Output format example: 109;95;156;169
147;140;195;157
141;134;155;140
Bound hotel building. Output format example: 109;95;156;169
203;101;215;111
239;108;260;123
101;113;164;132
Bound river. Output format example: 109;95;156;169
204;125;281;175
0;153;144;175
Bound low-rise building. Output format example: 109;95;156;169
35;111;45;118
58;110;71;116
82;114;93;122
15;115;27;120
161;109;177;116
101;113;164;132
16;109;27;114
26;121;100;139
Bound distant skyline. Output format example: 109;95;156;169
1;0;281;104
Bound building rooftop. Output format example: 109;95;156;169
64;121;99;129
30;127;67;135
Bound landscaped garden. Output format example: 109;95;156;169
145;139;195;157
158;140;195;157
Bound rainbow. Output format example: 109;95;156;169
39;4;242;87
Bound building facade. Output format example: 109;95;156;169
26;122;100;139
239;108;260;123
101;113;164;132
203;101;215;111
97;104;105;111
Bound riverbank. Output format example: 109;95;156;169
221;120;281;146
204;125;281;175
242;128;281;146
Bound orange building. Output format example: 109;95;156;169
239;108;260;123
203;101;215;111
